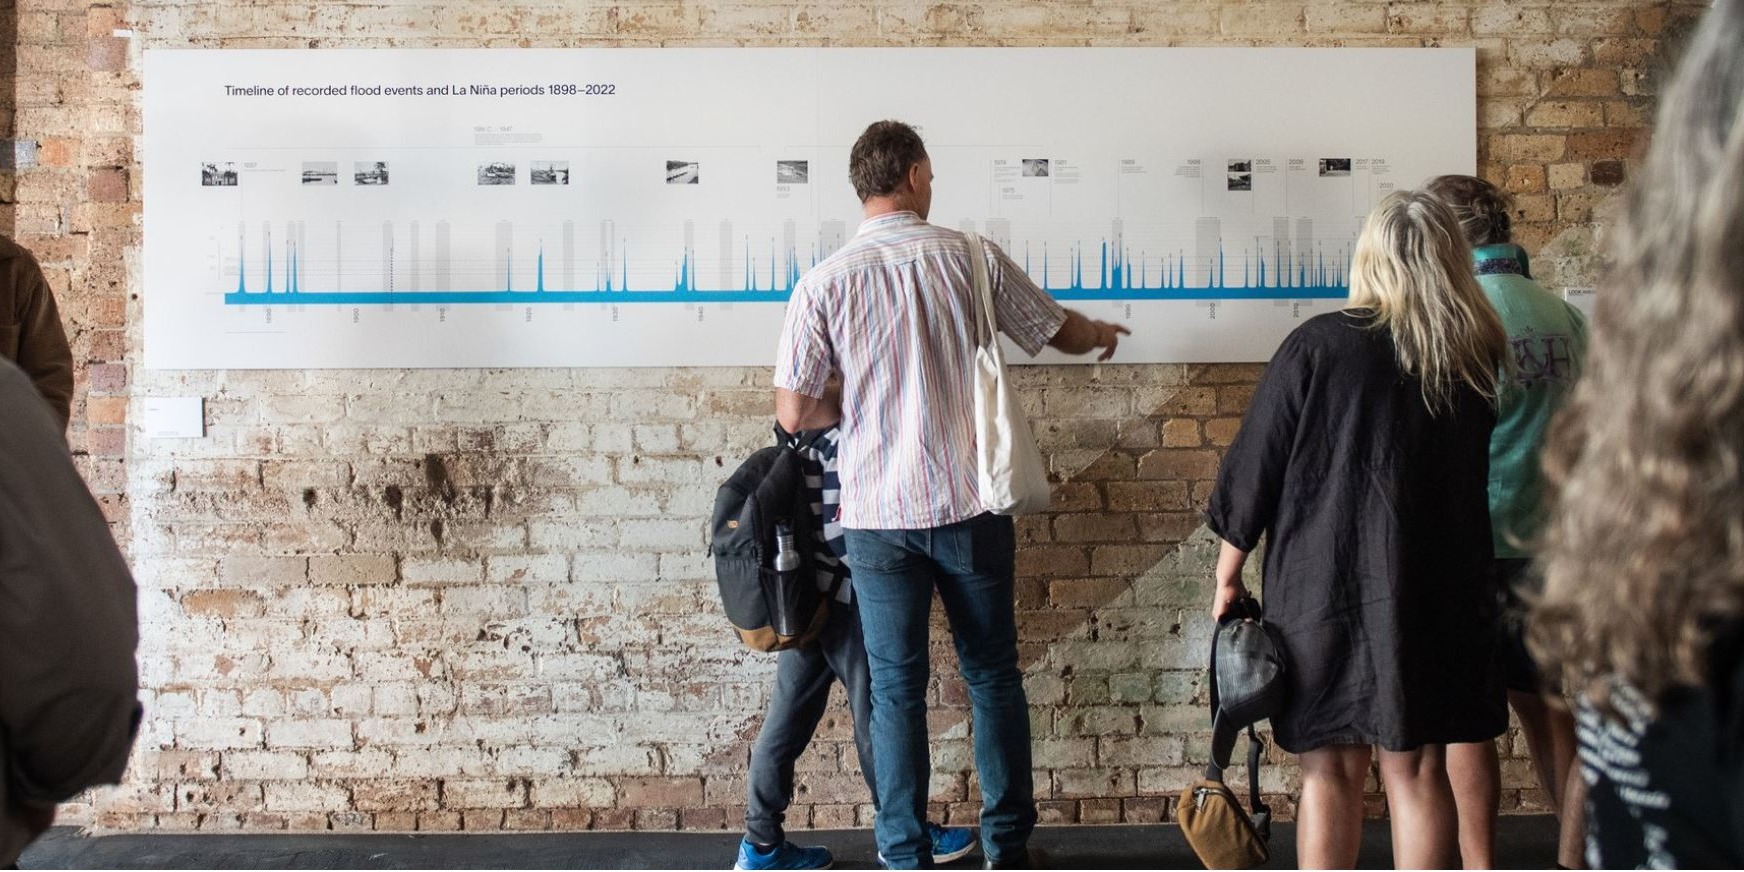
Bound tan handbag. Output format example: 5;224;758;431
1178;723;1271;869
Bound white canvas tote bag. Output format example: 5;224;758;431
965;232;1052;515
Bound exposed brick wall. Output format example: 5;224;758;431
2;0;1706;834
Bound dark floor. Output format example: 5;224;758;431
21;815;1562;869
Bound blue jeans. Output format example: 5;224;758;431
844;513;1035;868
744;599;877;847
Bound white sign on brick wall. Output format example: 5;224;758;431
142;47;1473;368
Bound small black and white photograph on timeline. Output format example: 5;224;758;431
1022;158;1051;178
666;160;700;185
300;161;338;186
354;161;389;185
201;162;238;187
531;161;570;185
776;160;809;184
477;162;516;185
1227;159;1253;191
1319;157;1352;177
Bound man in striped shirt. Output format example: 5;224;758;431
774;120;1127;870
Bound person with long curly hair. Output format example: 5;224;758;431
1207;189;1508;868
1426;173;1588;869
1532;0;1744;866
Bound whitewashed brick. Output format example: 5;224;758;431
571;743;661;776
519;391;613;420
215;556;309;588
459;683;554;717
312;616;397;649
323;424;415;454
617;518;706;550
526;519;619;550
401;557;484;585
176;718;263;750
480;617;572;650
351;652;442;683
569;551;659;583
494;747;570;776
373;684;420;717
585;424;634;457
542;422;591;451
263;781;350;813
355;718;435;748
152;690;199;718
266;719;355;749
439;585;530;616
391;748;498;779
240;689;286;717
522;455;613;487
485;554;569;584
330;684;374;716
443;520;533;551
530;777;614;808
447;648;538;681
432;391;522;423
532;654;621;683
200;690;243;718
632;425;682;453
573;486;664;516
258;394;345;424
615;455;711;486
309;748;397;778
262;646;354;683
272;586;354;616
656;551;714;583
310;554;398;586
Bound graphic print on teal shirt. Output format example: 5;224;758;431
1474;244;1588;560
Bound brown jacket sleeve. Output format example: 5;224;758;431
0;361;140;865
0;237;73;432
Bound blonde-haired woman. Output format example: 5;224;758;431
1207;190;1509;868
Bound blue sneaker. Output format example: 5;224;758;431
734;838;834;870
928;822;977;865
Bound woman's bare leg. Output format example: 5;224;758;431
1297;744;1372;869
1378;744;1460;869
1446;739;1500;868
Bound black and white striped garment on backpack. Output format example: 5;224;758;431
796;426;850;604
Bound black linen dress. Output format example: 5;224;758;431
1206;310;1506;752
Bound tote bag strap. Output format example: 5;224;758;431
963;232;1001;357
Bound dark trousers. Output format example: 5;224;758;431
744;597;876;846
844;513;1036;869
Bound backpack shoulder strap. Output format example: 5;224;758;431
1246;723;1272;841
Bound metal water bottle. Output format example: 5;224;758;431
771;522;802;637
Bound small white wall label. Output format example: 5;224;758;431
1564;287;1597;320
142;397;205;438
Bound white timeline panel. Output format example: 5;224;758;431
142;47;1474;368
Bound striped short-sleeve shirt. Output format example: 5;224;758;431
774;211;1066;530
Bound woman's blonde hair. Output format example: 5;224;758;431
1532;0;1744;711
1346;190;1508;412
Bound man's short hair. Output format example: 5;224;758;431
849;120;927;202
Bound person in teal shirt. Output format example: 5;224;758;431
1428;174;1588;869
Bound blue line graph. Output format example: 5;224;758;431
221;221;1352;306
